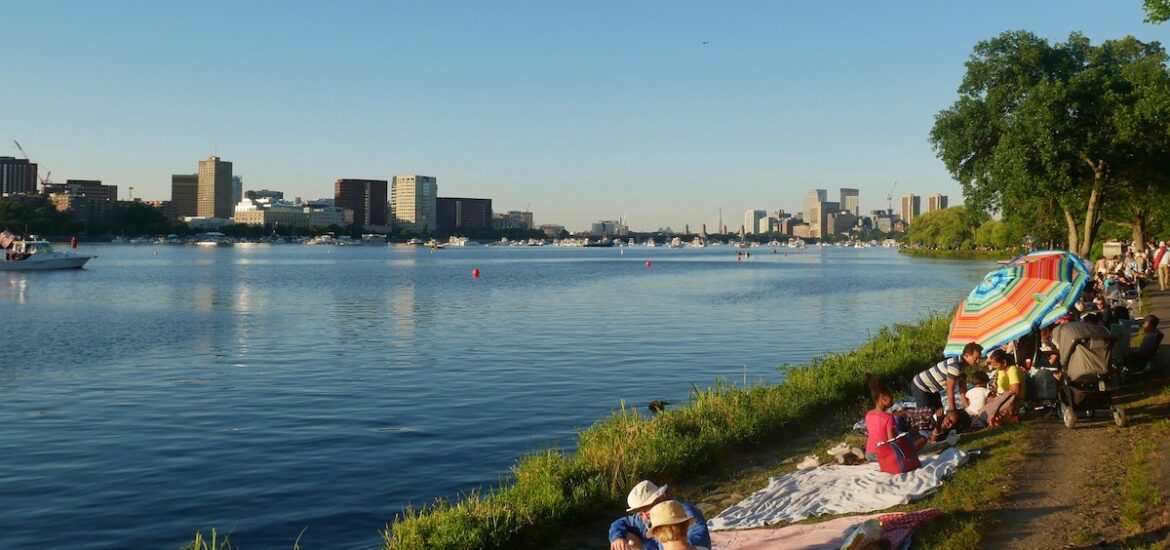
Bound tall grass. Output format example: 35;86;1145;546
899;248;1019;261
384;315;950;549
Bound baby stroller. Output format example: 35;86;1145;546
1051;321;1126;428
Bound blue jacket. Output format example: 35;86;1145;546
608;500;710;550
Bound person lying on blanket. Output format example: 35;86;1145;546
609;480;710;550
893;407;970;448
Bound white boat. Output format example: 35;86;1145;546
0;233;94;271
645;238;657;248
195;232;234;247
669;237;682;248
447;236;469;247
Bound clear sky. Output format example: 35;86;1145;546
2;1;1164;231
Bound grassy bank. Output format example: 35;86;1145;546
899;248;1020;261
383;316;950;549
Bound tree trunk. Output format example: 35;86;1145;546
1132;206;1149;250
1079;159;1107;258
1061;204;1080;255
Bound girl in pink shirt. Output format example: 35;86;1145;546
865;378;897;461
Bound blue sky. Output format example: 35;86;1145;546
2;1;1164;231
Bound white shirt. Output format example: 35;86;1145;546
965;386;990;417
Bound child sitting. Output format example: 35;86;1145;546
864;378;896;462
964;371;991;424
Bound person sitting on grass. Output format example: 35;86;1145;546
911;342;983;415
1124;315;1162;372
988;349;1026;403
964;370;991;421
864;378;897;462
645;500;709;550
609;480;710;550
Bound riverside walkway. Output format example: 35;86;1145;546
983;288;1170;549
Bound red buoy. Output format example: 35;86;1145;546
645;261;652;268
472;268;481;278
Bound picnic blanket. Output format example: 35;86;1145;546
708;509;942;550
708;448;967;530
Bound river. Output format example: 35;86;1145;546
0;244;992;549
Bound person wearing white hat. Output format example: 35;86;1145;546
608;480;710;550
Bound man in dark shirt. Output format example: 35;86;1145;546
1125;315;1162;371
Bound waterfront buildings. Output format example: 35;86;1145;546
436;197;492;233
539;224;565;238
233;198;352;228
0;156;38;196
43;180;118;203
245;189;284;201
231;176;243;207
927;193;948;213
171;174;198;219
591;220;625;236
334;179;389;227
900;194;921;224
744;210;766;234
197;156;234;219
840;188;860;217
391;175;437;232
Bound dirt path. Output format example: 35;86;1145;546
983;288;1170;549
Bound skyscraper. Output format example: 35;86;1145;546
232;176;244;207
0;156;38;196
171;174;198;218
744;210;766;234
900;194;921;224
839;188;860;216
804;189;827;215
927;194;948;213
391;175;437;232
335;179;389;227
197;156;233;218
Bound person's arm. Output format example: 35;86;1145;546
1006;367;1022;395
683;502;712;549
945;377;958;412
609;515;642;549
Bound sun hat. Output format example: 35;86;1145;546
626;480;669;512
647;500;693;533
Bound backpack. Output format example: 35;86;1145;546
875;433;920;474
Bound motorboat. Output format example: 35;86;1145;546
0;232;94;271
194;232;234;247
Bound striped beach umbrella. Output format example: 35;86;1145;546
944;250;1092;357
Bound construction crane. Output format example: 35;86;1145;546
886;180;898;216
13;140;51;190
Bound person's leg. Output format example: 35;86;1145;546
912;385;932;409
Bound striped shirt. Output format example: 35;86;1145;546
913;356;964;394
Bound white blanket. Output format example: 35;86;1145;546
708;448;967;531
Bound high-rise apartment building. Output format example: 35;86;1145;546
335;179;389;227
840;188;860;216
900;194;921;224
0;156;38;196
197;156;234;219
171;174;199;218
927;194;948;213
391;175;437;232
804;189;827;214
807;201;840;238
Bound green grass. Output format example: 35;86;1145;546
384;316;951;549
1121;440;1164;534
899;248;1020;261
181;529;232;550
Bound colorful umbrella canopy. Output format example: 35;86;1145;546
944;250;1091;357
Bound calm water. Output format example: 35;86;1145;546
0;244;991;549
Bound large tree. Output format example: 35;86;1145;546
930;31;1170;257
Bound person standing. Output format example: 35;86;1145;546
1156;242;1170;291
911;343;983;414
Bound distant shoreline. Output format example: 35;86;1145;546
899;248;1020;261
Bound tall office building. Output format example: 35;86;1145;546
804;189;827;214
807;201;840;238
171;174;199;218
900;194;921;224
927;193;948;213
232;176;244;207
436;197;492;232
197;156;234;218
335;179;389;227
0;156;38;196
391;175;437;232
744;210;766;234
840;188;860;216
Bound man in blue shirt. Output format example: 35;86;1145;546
608;480;710;550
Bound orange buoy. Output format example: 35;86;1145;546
472;268;481;278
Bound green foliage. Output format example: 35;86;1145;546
930;31;1170;257
385;316;951;549
904;207;985;248
1145;0;1170;23
0;198;82;236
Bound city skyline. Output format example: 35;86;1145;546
2;1;1156;231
